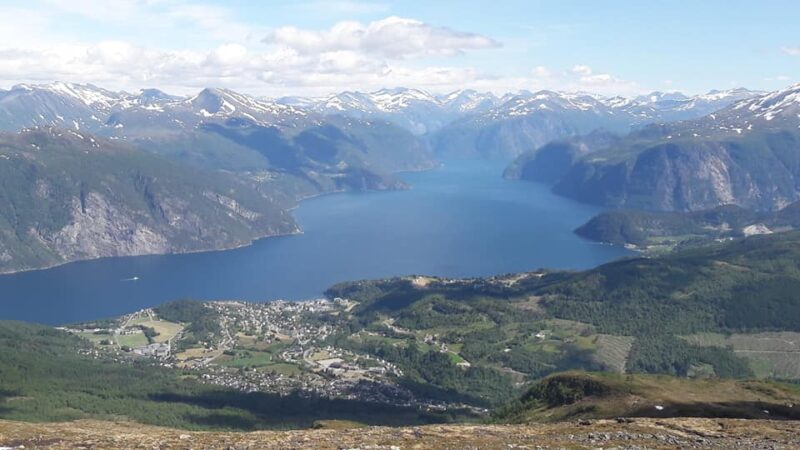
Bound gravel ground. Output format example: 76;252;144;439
0;417;798;449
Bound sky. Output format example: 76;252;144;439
0;0;798;97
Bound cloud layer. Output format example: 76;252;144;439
0;1;645;97
783;46;800;56
264;16;500;59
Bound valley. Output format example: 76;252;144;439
0;160;629;325
3;4;800;448
0;80;780;278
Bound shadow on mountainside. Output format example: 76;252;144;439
149;390;452;430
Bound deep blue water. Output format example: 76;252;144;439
0;160;630;325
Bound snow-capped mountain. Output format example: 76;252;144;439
117;89;181;109
106;87;313;137
279;87;500;134
613;88;761;123
0;81;435;178
438;89;500;113
523;85;800;212
430;87;762;158
482;91;611;120
0;81;768;162
0;82;762;139
628;84;800;141
728;83;800;124
0;82;122;132
187;88;305;122
279;86;760;140
0;82;316;136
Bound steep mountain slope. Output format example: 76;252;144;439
504;130;622;183
511;84;800;211
0;83;438;272
0;128;297;273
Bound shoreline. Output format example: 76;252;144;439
0;164;439;277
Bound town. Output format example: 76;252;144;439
64;297;484;414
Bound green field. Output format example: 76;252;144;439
263;362;302;376
77;331;148;348
592;335;634;373
683;332;800;378
115;333;149;348
218;350;274;368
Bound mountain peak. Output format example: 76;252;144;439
8;82;120;109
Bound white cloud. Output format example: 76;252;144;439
0;37;644;97
558;65;642;95
207;44;249;66
263;16;500;59
782;46;800;56
531;66;552;78
0;3;645;97
571;64;593;76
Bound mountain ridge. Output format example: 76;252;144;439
507;83;800;211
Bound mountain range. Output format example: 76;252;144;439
508;83;800;211
1;82;760;158
0;81;786;270
431;88;759;158
276;85;758;158
0;83;438;272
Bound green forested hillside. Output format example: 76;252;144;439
575;201;800;250
0;128;298;273
495;371;800;423
5;231;800;429
540;230;800;335
325;231;800;397
0;321;447;430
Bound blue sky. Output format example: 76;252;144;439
0;0;797;96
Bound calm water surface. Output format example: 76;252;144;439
0;160;630;324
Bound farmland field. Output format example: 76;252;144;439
683;332;800;378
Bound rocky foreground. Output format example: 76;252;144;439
1;418;799;449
